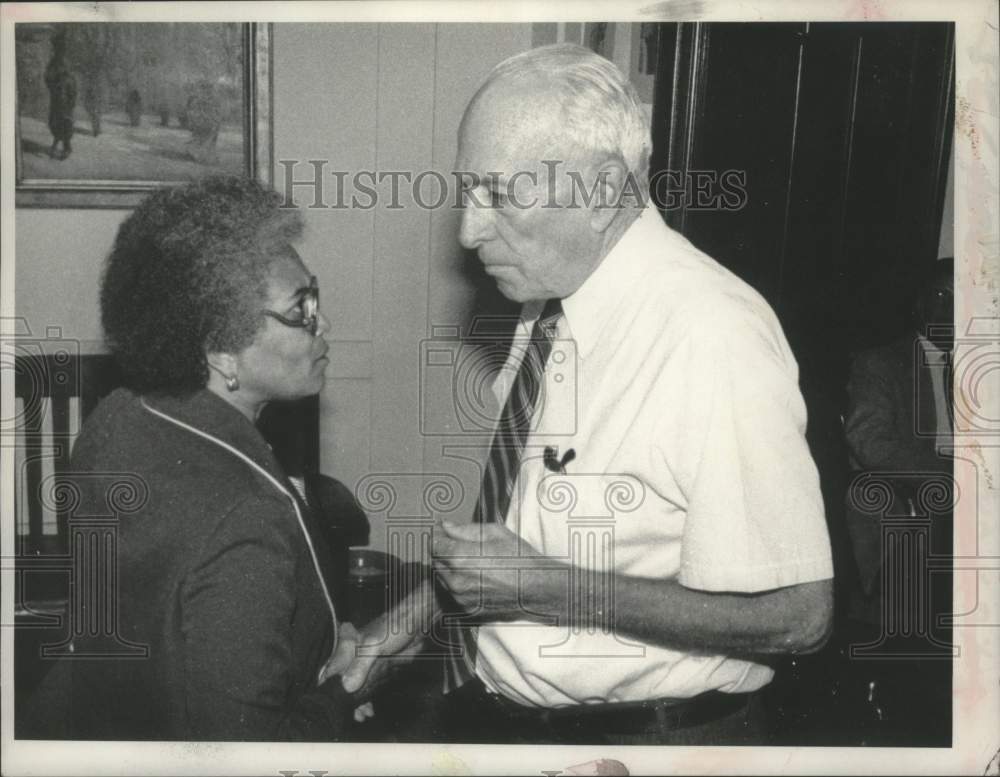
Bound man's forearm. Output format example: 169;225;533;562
520;568;833;657
364;577;441;643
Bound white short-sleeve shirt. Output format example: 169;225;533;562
474;205;834;707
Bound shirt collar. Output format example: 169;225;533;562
559;204;674;359
918;334;949;364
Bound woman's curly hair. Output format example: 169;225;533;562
100;175;303;394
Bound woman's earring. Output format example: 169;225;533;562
225;375;240;392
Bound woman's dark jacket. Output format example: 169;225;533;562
55;388;351;740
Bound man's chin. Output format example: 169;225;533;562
493;282;516;302
493;278;531;304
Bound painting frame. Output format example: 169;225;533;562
14;22;273;209
547;22;658;112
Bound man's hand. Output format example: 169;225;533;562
325;586;434;701
432;520;567;623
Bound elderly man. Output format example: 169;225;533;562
339;43;833;746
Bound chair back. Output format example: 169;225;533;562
13;354;122;557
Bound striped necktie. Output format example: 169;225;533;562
443;297;563;691
474;297;564;525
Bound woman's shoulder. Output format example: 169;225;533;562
71;387;142;460
90;386;141;417
74;388;289;518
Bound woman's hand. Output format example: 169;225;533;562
318;621;361;686
318;622;379;724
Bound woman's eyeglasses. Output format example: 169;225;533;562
262;276;320;336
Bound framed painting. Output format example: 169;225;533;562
14;22;272;208
629;22;660;105
584;22;615;60
553;21;658;122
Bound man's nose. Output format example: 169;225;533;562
458;197;494;249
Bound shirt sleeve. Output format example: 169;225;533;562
181;494;351;741
657;296;834;593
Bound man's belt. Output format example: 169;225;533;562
484;688;753;736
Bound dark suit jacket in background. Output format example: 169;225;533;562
33;388;351;741
845;335;951;477
843;335;953;612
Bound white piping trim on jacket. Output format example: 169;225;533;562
139;398;339;661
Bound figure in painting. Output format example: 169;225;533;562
125;89;143;127
44;29;77;160
185;81;222;164
82;78;104;137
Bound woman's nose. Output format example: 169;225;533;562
315;310;332;337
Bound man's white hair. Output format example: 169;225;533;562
478;43;652;187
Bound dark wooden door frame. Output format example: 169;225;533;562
649;21;955;336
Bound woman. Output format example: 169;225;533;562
59;176;357;740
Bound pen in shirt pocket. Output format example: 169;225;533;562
543;446;576;474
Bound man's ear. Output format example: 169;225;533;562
588;157;630;233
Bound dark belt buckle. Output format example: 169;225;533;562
657;703;685;731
